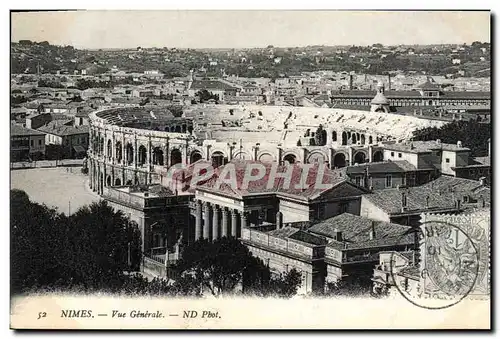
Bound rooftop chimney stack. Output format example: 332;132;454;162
369;221;376;240
436;139;441;145
401;191;408;211
457;140;463;148
479;177;486;186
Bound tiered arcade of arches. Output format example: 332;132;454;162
88;107;396;195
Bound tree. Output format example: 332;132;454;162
315;124;327;146
177;237;302;298
413;120;491;157
11;195;142;294
195;90;219;103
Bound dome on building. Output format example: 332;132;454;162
371;91;389;105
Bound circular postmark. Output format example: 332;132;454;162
390;221;480;310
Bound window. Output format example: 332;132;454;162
385;175;392;188
38;139;42;145
391;152;395;157
30;140;34;147
445;158;450;163
398;153;402;158
355;176;363;187
463;196;469;203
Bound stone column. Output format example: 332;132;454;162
368;145;373;163
212;205;219;240
240;212;247;232
195;200;202;241
348;146;353;166
221;208;228;238
203;202;211;240
231;209;238;237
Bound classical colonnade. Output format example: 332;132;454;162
193;201;246;241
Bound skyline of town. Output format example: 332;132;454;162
11;10;490;49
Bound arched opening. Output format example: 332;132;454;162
106;175;112;186
211;151;226;168
187;126;194;134
126;143;134;165
182;124;187;133
373;150;384;162
152;147;164;165
283;154;297;164
258;153;274;163
175;125;182;133
126;180;133;185
353;152;366;164
138;145;147;166
360;134;366;145
115;141;122;162
190;151;203;164
341;132;348;145
352;133;357;144
170;149;182;166
107;140;112;159
333;153;347;168
332;131;337;142
164;126;170;132
115;178;121;186
368;136;373;144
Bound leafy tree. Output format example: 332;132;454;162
195;90;219;103
177;237;302;298
11;195;142;294
413;120;491;157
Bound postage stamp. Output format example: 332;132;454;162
391;210;490;310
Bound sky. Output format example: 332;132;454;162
11;10;491;49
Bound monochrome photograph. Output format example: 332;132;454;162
9;9;491;329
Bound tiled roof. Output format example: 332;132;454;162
199;160;349;200
288;230;328;246
346;161;415;175
11;124;45;137
363;186;459;215
308;213;412;243
383;140;470;153
417;80;441;91
330;89;490;100
38;124;89;137
421;176;483;194
267;226;300;239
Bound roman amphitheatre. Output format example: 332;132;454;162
87;103;445;194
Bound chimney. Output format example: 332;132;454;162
276;211;283;230
388;74;391;90
436;139;441;144
426;195;430;208
401;191;408;211
369;221;376;240
349;74;353;90
479;177;486;186
457;140;463;148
